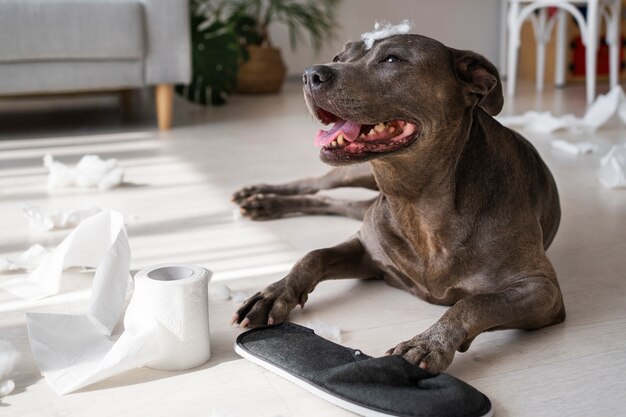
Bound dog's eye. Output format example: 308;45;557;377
382;55;401;63
333;55;341;63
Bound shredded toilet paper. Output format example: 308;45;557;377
23;205;102;232
44;154;124;191
305;320;342;343
0;341;21;397
0;244;49;273
361;20;411;50
210;283;232;301
497;86;626;134
599;144;626;188
231;291;248;304
10;210;212;395
551;140;597;155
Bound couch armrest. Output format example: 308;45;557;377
140;0;191;85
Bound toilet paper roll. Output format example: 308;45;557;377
23;210;212;395
134;264;211;371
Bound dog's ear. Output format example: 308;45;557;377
450;49;503;116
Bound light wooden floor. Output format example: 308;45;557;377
0;79;625;417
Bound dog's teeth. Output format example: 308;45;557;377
331;140;337;147
374;123;386;133
337;133;345;145
367;129;376;136
389;126;396;133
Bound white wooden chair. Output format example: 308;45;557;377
503;0;622;104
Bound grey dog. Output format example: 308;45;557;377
231;33;566;374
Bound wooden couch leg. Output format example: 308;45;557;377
155;84;173;130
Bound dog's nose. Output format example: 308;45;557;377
303;65;334;88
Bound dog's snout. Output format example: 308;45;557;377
303;65;334;88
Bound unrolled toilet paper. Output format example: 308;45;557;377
15;210;211;395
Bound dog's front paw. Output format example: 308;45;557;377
231;279;307;328
232;184;268;204
386;331;459;374
239;194;286;220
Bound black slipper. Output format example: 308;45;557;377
235;322;492;417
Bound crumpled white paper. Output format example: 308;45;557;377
497;111;582;133
305;320;342;343
551;140;597;155
44;154;124;191
23;205;102;232
10;210;211;395
210;283;231;301
598;144;626;188
497;86;626;134
0;341;21;397
0;244;49;273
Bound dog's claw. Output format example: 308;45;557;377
232;279;303;328
238;194;286;221
388;331;458;374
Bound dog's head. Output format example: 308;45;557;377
303;34;503;165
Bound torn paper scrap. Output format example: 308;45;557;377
361;20;411;50
598;144;626;188
23;205;101;232
582;85;626;131
551;140;597;155
497;85;626;133
0;380;15;397
44;154;124;191
0;340;21;397
231;291;248;304
497;111;582;134
210;283;231;301
0;244;49;273
304;320;342;343
2;210;127;301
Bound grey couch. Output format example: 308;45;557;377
0;0;191;130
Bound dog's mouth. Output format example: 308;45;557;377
313;109;419;160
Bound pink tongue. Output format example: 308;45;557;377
314;120;361;147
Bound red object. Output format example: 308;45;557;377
570;36;625;76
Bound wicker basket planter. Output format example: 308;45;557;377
236;45;287;94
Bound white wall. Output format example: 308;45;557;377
268;0;502;76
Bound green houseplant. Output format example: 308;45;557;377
177;0;340;105
228;0;340;94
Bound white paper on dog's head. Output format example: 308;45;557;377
9;210;211;395
361;20;412;50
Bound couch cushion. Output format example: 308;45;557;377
0;60;144;95
0;0;144;62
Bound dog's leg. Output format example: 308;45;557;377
239;195;377;221
232;237;380;327
232;164;377;203
388;273;565;374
